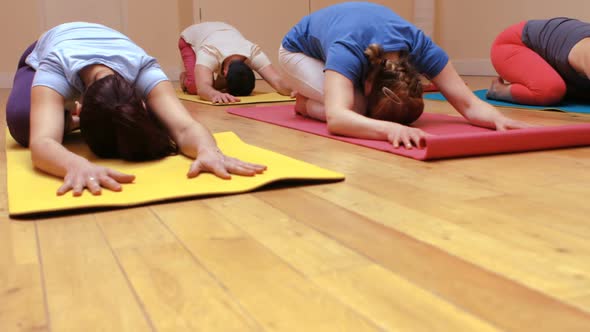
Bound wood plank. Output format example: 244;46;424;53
344;169;590;292
0;217;48;332
571;293;590;309
36;215;152;331
4;74;590;332
96;207;260;331
307;183;590;293
256;189;590;332
313;264;500;332
152;199;381;331
203;194;368;277
504;182;590;237
203;193;500;331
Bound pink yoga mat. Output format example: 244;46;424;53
228;105;590;160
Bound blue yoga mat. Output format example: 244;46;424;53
424;89;590;114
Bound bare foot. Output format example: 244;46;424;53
486;77;513;101
294;94;309;117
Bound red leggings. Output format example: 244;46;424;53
178;37;198;94
490;21;567;105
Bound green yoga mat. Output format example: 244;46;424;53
424;89;590;114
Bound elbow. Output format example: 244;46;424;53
29;137;62;169
325;115;347;136
275;80;292;96
326;121;338;135
28;139;45;168
325;107;348;135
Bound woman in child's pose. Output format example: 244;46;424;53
6;22;266;196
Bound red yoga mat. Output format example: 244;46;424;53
422;82;439;92
228;105;590;160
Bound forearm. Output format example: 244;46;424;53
270;79;292;96
174;122;219;159
432;62;504;128
30;138;88;178
322;70;395;139
460;98;506;128
258;65;291;95
432;63;477;118
265;74;291;96
326;108;395;140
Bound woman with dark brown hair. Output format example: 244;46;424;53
6;22;265;196
279;2;530;149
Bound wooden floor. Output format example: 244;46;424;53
2;76;590;331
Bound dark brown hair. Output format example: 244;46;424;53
364;44;424;124
80;74;177;161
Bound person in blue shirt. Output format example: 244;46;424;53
279;2;530;149
6;22;265;196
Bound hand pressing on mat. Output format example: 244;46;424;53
57;161;135;196
147;81;267;179
492;116;533;131
462;102;533;131
211;91;241;104
432;63;534;131
187;147;267;179
387;125;428;149
9;22;270;198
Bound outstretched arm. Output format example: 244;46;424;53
432;62;530;130
257;64;292;96
146;81;266;178
194;64;240;104
29;86;134;196
324;70;426;148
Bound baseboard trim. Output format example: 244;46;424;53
0;72;15;88
452;59;497;76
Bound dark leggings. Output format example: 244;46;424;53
6;42;37;147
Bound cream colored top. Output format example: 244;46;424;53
180;22;271;75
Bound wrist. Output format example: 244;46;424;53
197;145;222;156
66;155;90;172
382;121;401;136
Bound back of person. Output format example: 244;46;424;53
282;1;447;87
26;21;163;99
180;22;255;65
178;21;282;100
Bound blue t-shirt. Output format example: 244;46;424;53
282;2;448;87
26;22;168;99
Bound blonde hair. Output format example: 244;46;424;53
363;44;424;124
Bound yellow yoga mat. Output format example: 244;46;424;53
6;131;344;217
177;90;294;105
